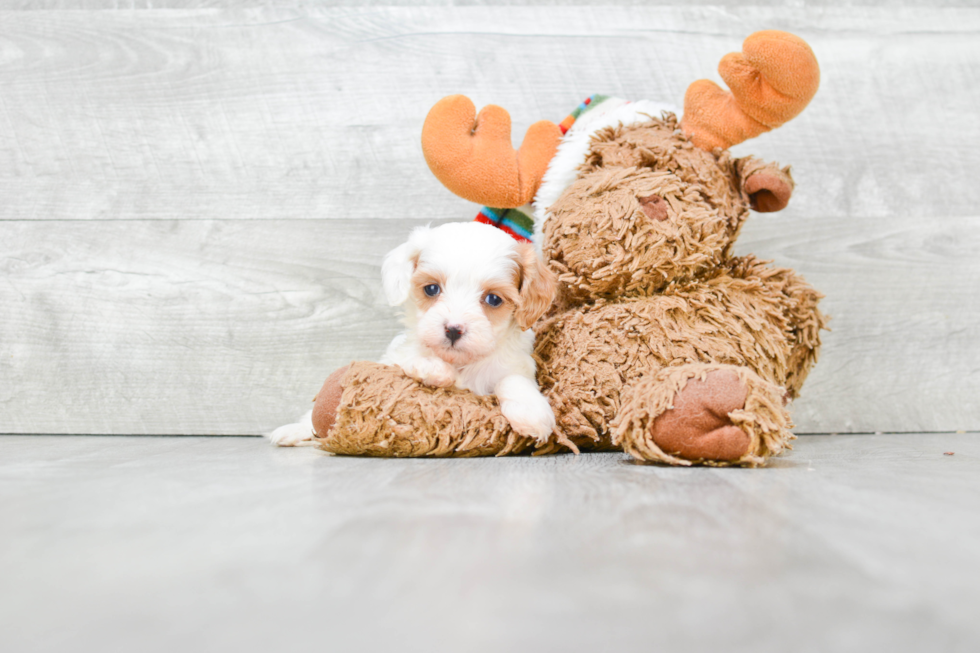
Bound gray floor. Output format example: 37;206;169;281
1;434;977;652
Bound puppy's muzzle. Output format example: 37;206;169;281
445;324;464;345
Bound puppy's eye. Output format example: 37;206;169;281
484;293;503;307
423;284;441;297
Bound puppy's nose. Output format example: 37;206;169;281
445;324;464;345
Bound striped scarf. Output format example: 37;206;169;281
474;95;608;242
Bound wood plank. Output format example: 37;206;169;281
0;218;412;435
735;214;980;434
0;7;977;223
1;215;977;435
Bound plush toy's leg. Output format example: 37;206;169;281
723;256;827;399
311;361;538;457
611;363;793;467
778;271;827;399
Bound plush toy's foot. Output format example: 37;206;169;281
649;369;751;461
612;363;793;467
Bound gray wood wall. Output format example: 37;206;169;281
2;3;978;435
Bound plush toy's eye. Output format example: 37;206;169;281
423;284;441;297
484;293;503;307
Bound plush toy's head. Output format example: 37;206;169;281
542;114;795;307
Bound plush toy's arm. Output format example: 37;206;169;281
421;95;562;208
735;157;795;213
681;30;820;151
312;361;541;457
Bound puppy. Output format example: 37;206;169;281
268;221;558;447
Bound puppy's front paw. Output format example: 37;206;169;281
500;397;556;444
403;357;457;389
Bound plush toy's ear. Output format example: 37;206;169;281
737;158;795;213
513;242;557;329
381;226;429;306
681;30;820;151
421;95;562;208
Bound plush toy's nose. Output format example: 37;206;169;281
639;194;669;221
445;325;464;345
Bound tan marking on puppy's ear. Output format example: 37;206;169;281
513;242;557;329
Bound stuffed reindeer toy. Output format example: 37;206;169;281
286;30;826;467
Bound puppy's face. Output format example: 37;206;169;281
382;222;556;366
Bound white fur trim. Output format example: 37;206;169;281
532;98;682;253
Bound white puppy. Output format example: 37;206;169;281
269;221;558;446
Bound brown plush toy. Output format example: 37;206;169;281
311;30;827;467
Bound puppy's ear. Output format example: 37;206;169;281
514;242;557;329
382;226;428;306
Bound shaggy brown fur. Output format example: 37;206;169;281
582;115;745;224
543;165;736;308
313;114;826;467
532;255;822;454
612;364;793;467
315;361;537;458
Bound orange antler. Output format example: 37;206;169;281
421;95;562;208
681;31;820;151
